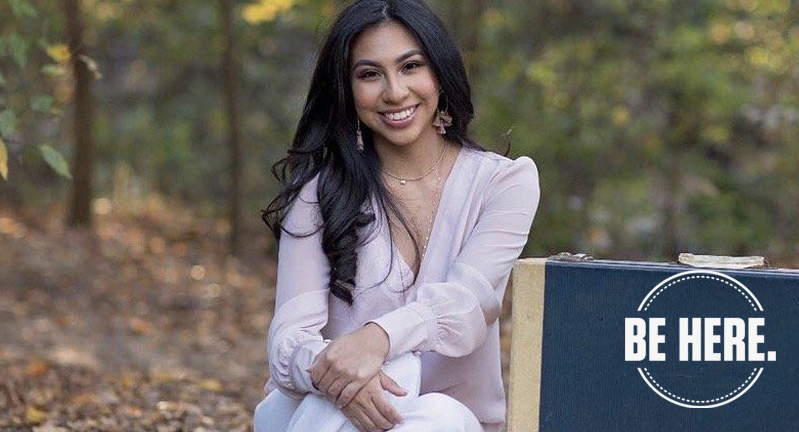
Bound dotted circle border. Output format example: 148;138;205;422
644;275;757;312
642;367;759;405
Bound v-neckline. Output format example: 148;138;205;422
391;145;465;281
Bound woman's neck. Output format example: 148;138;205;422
374;134;451;179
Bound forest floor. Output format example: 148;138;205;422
0;198;278;431
0;198;516;431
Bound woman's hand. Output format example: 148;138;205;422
309;323;391;407
342;370;406;432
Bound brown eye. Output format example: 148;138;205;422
359;70;380;80
404;61;423;71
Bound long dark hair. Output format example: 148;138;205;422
261;0;487;305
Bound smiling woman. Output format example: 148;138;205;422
256;1;540;432
350;25;441;150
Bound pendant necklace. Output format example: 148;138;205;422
380;142;447;186
382;143;448;265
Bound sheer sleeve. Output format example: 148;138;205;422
267;174;331;398
368;156;540;359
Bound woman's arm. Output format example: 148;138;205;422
368;156;541;359
270;175;404;429
267;174;331;398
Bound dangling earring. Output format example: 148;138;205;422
356;117;364;152
432;93;453;135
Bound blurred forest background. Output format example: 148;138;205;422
1;0;797;430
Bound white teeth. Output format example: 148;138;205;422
384;106;415;121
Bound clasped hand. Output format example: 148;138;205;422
308;323;406;431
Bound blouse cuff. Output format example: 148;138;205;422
270;337;328;396
368;301;438;360
290;338;328;395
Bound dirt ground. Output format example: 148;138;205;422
0;201;515;431
0;200;278;431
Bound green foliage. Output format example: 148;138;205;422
7;33;28;67
2;0;798;263
39;144;71;180
468;0;799;261
9;0;37;18
0;109;18;136
30;95;54;113
0;0;66;182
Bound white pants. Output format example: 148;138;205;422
253;352;483;432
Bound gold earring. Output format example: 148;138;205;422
432;107;452;135
356;117;364;151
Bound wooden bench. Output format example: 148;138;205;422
507;257;546;432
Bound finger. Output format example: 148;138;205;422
311;356;330;388
343;407;364;432
348;413;366;432
352;418;365;432
379;371;407;396
327;376;349;402
308;354;331;386
316;368;340;395
372;391;403;425
336;380;364;408
361;395;394;431
354;409;378;432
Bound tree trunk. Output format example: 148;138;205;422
65;0;94;228
219;0;242;255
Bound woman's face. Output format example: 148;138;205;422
350;20;440;150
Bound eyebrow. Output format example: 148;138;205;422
352;49;424;70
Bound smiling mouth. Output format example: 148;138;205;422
380;104;419;122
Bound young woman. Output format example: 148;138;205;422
255;1;540;431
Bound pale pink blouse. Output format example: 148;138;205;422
264;146;540;432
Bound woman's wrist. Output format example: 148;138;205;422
363;322;390;361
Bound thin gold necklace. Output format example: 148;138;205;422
392;160;443;275
380;142;447;186
421;163;443;259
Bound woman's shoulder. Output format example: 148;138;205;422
459;147;540;218
297;172;322;204
462;146;539;190
283;172;323;233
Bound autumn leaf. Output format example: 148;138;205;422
128;317;152;335
199;379;223;392
25;406;48;425
46;44;70;63
26;359;49;377
242;0;297;24
0;136;8;180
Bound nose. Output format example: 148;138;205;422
382;74;409;104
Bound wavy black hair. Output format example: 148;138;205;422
261;0;489;305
